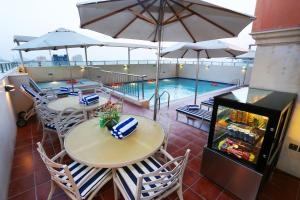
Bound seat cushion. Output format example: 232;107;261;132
45;122;56;130
116;157;170;200
176;106;212;121
59;161;111;199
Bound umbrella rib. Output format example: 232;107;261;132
224;49;236;58
165;13;193;25
170;0;235;37
205;50;210;59
192;2;254;19
114;0;157;38
181;49;189;58
81;2;141;28
137;0;158;23
166;1;196;42
164;3;193;24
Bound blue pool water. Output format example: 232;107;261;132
117;78;232;103
37;79;99;90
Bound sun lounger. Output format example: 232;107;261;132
200;98;214;110
176;105;212;130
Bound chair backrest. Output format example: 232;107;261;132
113;95;124;113
36;103;58;127
36;142;81;198
136;149;190;199
94;84;111;100
55;108;87;139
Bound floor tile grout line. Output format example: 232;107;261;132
7;187;36;199
30;119;39;200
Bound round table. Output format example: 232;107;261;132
47;96;107;112
64;115;165;168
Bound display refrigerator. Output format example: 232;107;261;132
201;87;297;200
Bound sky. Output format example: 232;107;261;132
0;0;256;62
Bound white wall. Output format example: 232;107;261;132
26;64;251;85
25;66;85;82
0;77;17;200
178;64;252;85
250;28;300;178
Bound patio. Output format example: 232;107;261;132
8;98;300;200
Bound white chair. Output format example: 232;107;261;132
36;103;59;145
94;83;111;100
54;108;87;150
113;148;190;200
36;142;112;200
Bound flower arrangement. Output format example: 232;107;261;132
99;101;120;130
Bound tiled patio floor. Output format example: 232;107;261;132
8;100;300;200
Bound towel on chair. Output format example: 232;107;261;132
59;87;70;92
187;105;200;110
111;117;138;139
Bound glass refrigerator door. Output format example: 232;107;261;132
212;105;269;165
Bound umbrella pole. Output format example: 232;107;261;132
84;46;88;66
16;41;24;66
18;50;24;66
66;47;74;92
153;0;165;121
194;51;200;104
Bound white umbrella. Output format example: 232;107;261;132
13;28;102;66
161;39;247;104
77;0;255;120
237;50;256;60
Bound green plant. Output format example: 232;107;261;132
99;101;120;129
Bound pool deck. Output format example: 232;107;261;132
8;88;300;200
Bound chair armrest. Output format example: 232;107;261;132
51;150;67;162
159;147;175;162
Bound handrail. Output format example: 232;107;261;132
148;90;170;110
158;91;170;109
231;79;240;86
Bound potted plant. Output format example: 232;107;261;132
99;101;120;130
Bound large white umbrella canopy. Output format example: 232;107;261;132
161;39;247;104
77;0;255;120
13;28;101;51
161;39;247;58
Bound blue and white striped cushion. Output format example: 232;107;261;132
59;161;111;199
111;117;138;139
111;125;137;139
80;94;99;105
59;87;70;92
45;122;56;130
116;157;170;200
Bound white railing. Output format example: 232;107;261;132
0;62;19;73
21;59;253;67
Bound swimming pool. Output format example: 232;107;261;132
115;78;232;104
37;79;99;90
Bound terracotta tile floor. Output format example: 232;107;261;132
8;100;300;200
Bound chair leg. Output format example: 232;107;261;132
177;187;184;200
113;181;119;200
41;130;47;145
58;137;64;151
47;180;56;200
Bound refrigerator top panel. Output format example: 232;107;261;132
217;87;296;112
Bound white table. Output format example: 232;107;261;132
64;115;165;168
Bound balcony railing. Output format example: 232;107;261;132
0;62;19;73
22;59;253;67
87;67;146;100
